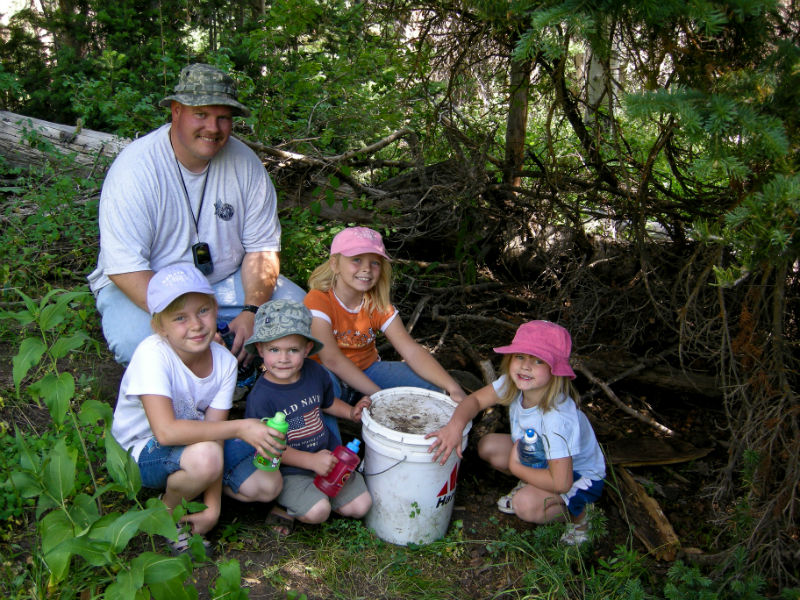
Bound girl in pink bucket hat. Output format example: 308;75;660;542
426;320;605;545
304;227;467;423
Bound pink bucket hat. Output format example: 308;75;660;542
330;227;390;260
147;263;215;315
493;320;576;379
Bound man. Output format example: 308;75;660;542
88;63;305;365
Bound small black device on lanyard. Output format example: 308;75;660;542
192;242;213;275
174;151;214;276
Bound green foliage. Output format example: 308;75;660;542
625;86;788;182
241;0;413;153
722;174;800;268
0;290;246;598
691;172;800;284
65;50;176;138
664;552;767;600
1;0;190;131
0;130;105;297
0;62;23;108
277;208;344;286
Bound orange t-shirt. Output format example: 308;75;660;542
304;288;398;370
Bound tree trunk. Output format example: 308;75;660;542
503;58;531;189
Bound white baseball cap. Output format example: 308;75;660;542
146;263;215;315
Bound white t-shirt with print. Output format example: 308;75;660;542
88;124;281;293
111;334;236;461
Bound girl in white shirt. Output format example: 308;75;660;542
426;320;605;545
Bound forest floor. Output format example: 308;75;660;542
49;311;728;600
0;265;734;599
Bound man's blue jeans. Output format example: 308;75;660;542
95;269;305;365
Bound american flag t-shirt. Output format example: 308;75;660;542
287;406;325;447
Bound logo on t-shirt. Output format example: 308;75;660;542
214;200;234;221
287;407;325;444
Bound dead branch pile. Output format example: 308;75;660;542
386;217;798;584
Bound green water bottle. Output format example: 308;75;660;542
253;411;289;471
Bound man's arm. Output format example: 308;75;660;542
226;250;280;357
108;270;155;312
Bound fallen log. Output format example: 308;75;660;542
0;111;447;234
603;436;712;467
579;352;721;399
609;466;681;561
576;360;677;436
0;110;129;177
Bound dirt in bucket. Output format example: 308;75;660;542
367;393;455;435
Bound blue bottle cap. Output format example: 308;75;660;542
346;439;361;453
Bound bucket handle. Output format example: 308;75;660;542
359;455;407;477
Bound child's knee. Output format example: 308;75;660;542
511;496;545;523
513;491;564;524
181;441;224;481
337;491;372;519
297;498;332;524
478;434;510;470
243;470;283;502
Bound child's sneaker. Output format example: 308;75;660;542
169;523;213;557
560;510;590;545
496;480;526;514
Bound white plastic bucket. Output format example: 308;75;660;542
361;387;472;546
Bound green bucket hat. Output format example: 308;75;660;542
244;300;324;356
159;63;251;117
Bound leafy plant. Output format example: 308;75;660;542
0;127;105;297
1;289;246;598
277;207;342;286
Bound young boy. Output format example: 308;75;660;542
111;263;287;554
238;299;372;526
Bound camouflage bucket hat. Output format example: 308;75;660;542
244;299;324;356
159;63;251;117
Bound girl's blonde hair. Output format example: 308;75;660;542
307;254;393;313
495;354;579;411
150;293;217;331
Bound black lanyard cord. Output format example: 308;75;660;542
172;147;210;239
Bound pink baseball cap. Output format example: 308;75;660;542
493;320;576;379
330;227;390;260
147;263;215;315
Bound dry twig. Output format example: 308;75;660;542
575;360;676;436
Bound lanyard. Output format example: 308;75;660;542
173;153;210;239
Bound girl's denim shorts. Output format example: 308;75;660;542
136;438;258;493
137;439;185;489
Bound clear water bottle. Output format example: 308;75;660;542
517;428;548;468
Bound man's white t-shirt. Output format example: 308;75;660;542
111;334;237;461
88;124;281;293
